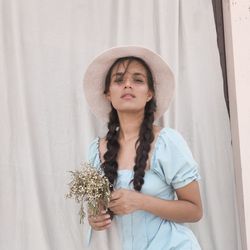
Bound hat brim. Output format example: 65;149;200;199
83;45;175;123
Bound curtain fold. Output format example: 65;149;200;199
0;0;242;249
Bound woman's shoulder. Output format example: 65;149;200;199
88;136;99;151
88;136;107;161
154;126;185;144
154;126;193;157
87;137;101;165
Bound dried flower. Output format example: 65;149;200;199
65;162;112;224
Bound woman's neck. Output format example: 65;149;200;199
117;112;143;142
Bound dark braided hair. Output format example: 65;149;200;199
101;56;157;192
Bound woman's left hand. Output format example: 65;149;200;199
108;189;141;215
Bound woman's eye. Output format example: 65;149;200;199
134;79;143;83
114;78;123;83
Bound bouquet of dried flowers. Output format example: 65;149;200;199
65;162;112;224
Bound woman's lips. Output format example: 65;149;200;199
121;94;135;100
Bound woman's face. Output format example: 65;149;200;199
106;60;153;114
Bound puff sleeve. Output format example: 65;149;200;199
152;128;201;190
87;137;101;169
83;137;101;247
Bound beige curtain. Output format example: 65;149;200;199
0;0;242;249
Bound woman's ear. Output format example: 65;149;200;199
146;91;153;102
105;92;111;102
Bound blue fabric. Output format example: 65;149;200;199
86;127;201;250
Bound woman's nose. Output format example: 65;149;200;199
124;78;132;88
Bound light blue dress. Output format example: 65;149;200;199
86;127;201;250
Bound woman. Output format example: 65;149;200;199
83;46;203;250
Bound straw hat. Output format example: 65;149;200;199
83;45;175;123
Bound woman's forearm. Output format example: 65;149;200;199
137;192;202;223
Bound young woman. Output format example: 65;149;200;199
83;46;203;250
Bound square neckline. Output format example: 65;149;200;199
96;127;167;172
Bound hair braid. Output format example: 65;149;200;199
102;106;120;191
132;99;156;191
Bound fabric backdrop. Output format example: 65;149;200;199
0;0;242;249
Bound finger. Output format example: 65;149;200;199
111;190;122;200
89;211;110;219
108;203;116;209
88;217;111;227
108;204;119;212
93;222;112;231
88;214;110;223
110;195;122;202
91;218;112;230
89;215;110;224
109;208;121;215
109;200;120;209
100;210;109;215
95;218;112;227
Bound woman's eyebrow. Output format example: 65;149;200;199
111;72;146;78
111;72;124;78
133;72;146;78
133;72;145;76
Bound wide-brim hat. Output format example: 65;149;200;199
83;45;175;123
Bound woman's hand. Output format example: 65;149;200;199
108;189;141;215
88;210;112;231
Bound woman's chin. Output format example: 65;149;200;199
115;107;145;115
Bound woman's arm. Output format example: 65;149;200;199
140;181;202;222
109;181;203;223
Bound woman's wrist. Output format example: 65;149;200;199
135;191;147;211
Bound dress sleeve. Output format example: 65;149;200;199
153;128;201;190
83;137;100;247
86;137;101;168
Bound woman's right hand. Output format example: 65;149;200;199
88;210;112;231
